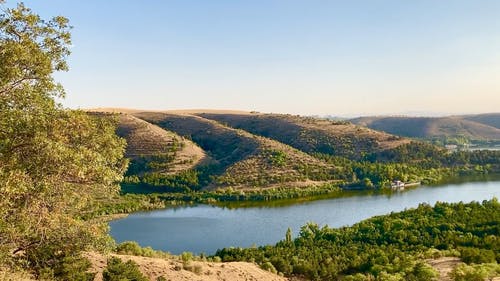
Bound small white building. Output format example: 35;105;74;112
391;180;405;190
445;144;458;150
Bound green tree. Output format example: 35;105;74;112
102;257;148;281
285;227;293;244
0;1;127;277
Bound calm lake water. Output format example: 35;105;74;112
110;179;500;255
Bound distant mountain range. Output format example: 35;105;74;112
350;113;500;140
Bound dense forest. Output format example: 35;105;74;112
215;199;500;281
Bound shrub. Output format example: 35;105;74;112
460;248;496;264
115;241;170;258
116;241;143;256
450;263;500;281
261;261;278;274
39;256;95;281
180;252;194;263
102;257;148;281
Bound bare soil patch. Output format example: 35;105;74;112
84;252;287;281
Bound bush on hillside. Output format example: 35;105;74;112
102;257;148;281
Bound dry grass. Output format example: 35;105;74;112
464;113;500;129
115;114;211;175
90;109;413;190
87;108;252;115
427;257;462;281
198;113;410;156
0;269;35;281
132;112;337;189
352;116;500;140
84;252;287;281
427;257;500;281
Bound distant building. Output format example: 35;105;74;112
391;180;405;190
445;144;458;150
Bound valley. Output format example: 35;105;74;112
2;1;500;280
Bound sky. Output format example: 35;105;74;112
6;0;500;116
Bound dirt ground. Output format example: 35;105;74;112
427;257;500;281
428;257;462;281
84;252;287;281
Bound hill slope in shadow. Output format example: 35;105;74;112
351;115;500;140
133;112;338;189
197;113;410;159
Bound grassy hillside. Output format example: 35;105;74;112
351;115;500;140
463;113;500;129
132;112;338;189
87;110;500;197
114;113;211;175
197;113;410;159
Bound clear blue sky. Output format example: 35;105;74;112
8;0;500;116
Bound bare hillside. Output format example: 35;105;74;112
132;112;337;189
115;113;210;175
351;116;500;140
463;113;500;129
198;113;409;159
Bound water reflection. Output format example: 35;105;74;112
110;178;500;255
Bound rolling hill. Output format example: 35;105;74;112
132;112;338;189
88;109;500;193
196;112;410;159
114;113;211;175
350;115;500;140
463;113;500;129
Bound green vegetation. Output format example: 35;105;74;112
39;256;95;281
127;112;340;190
0;2;126;279
117;130;500;194
215;199;500;280
1;2;499;280
125;168;201;192
122;164;219;193
266;149;288;166
323;141;500;189
115;241;170;259
450;263;500;281
116;112;499;195
108;141;499;215
102;257;148;281
82;193;165;219
198;113;408;160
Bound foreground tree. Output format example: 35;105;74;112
0;1;127;277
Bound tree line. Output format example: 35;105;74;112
215;199;500;280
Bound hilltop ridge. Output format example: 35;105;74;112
198;112;410;159
350;114;500;140
114;114;211;175
89;109;500;194
132;111;337;189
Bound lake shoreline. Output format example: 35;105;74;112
109;179;500;255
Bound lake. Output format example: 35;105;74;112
110;179;500;255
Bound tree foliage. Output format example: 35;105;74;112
0;2;127;277
215;199;500;280
102;257;148;281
